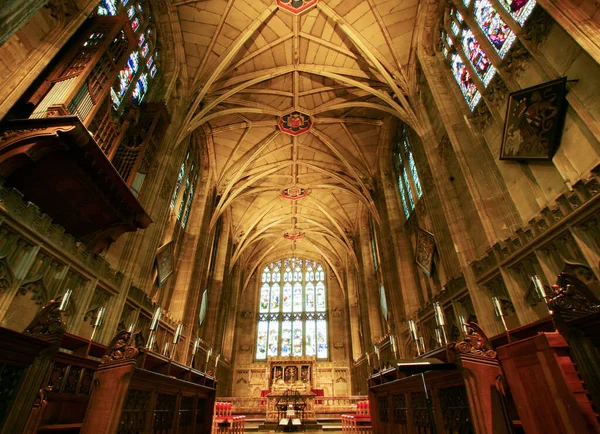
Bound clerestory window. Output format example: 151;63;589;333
440;0;537;110
395;127;423;219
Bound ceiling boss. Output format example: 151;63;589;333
278;111;313;135
282;186;309;200
276;0;318;14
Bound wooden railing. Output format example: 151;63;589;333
216;395;369;416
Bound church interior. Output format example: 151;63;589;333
1;0;600;433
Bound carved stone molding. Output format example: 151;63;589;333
546;272;600;322
0;258;14;293
484;75;509;105
522;7;554;50
468;103;492;130
499;41;531;78
448;322;497;359
100;330;140;364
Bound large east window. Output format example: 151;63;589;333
256;258;328;360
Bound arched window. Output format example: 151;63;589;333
170;149;199;230
395;127;422;219
439;0;536;110
256;258;328;360
96;0;159;112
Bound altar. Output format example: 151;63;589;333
265;357;317;422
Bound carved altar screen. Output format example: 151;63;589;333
269;357;315;390
256;258;328;360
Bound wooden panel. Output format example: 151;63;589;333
497;332;600;434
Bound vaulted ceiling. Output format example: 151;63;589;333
171;0;422;280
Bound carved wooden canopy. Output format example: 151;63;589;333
0;116;151;252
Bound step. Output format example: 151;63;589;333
322;425;343;431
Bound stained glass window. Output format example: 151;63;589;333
174;159;197;228
256;321;268;359
473;0;517;58
112;51;139;109
131;17;140;32
395;128;423;219
281;321;292;357
451;20;460;36
97;0;118;16
170;162;185;209
181;180;195;229
396;152;412;219
403;137;423;199
97;0;160;111
255;258;328;360
177;176;191;220
451;52;482;110
497;0;536;25
132;73;148;104
260;284;270;313
371;236;378;271
461;28;497;86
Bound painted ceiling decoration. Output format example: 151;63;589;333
282;187;309;201
278;111;313;136
276;0;318;15
284;231;306;240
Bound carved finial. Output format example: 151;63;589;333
24;299;66;338
449;322;496;359
547;276;600;320
100;329;139;364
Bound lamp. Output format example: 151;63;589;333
146;307;162;349
59;289;72;311
433;302;448;345
492;296;512;342
408;319;423;355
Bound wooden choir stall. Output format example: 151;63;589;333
367;323;514;434
368;270;600;434
80;329;216;434
0;300;217;434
